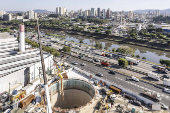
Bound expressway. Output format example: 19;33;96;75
64;56;170;106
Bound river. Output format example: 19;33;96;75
41;30;170;64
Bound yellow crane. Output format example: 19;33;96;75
55;64;64;101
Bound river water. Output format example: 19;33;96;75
42;30;170;64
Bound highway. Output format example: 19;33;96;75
64;56;170;106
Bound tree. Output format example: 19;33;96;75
95;29;100;33
104;46;108;50
95;42;103;49
63;46;71;53
142;57;146;60
105;30;111;35
79;40;83;43
118;58;128;67
116;46;135;55
112;48;116;53
130;33;137;38
136;55;140;58
148;25;154;28
131;54;135;57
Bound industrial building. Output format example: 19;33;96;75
0;25;53;94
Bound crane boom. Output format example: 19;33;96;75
36;19;52;113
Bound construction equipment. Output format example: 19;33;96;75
36;19;52;113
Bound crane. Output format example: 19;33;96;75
36;19;52;113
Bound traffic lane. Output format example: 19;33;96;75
66;57;170;97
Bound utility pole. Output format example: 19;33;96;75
36;19;52;113
9;82;10;101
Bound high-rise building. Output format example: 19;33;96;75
56;7;59;14
28;10;35;19
91;8;95;17
34;13;37;19
0;11;6;18
85;10;88;17
88;9;91;16
3;13;12;21
80;9;82;16
156;10;160;16
63;7;67;15
107;8;110;19
97;8;101;17
128;11;134;19
58;7;67;15
102;9;106;19
59;7;62;15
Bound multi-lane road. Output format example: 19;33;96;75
65;56;170;106
26;33;170;106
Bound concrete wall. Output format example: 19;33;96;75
53;89;92;109
0;68;25;93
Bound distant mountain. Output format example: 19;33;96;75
33;9;54;13
6;11;24;13
133;8;170;14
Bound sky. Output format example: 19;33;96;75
0;0;170;12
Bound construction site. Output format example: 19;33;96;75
0;21;169;113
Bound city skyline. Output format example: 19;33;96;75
0;0;170;12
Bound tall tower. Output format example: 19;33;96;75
91;8;95;17
97;8;101;17
19;25;25;52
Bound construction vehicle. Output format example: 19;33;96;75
109;85;121;94
142;90;161;101
147;72;160;81
101;61;110;67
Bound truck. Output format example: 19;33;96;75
163;78;170;86
101;61;110;67
151;104;161;111
125;57;140;65
147;72;160;81
158;66;168;74
142;90;161;101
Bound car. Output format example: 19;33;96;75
94;59;100;62
131;76;139;82
153;65;159;69
67;56;71;58
96;72;103;77
89;59;94;63
160;102;168;110
73;61;78;65
129;100;141;106
163;75;170;79
109;70;115;74
163;88;170;94
81;63;86;66
78;55;84;59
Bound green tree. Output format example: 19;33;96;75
63;46;71;53
104;46;108;50
116;46;135;55
118;58;128;67
136;55;140;58
112;48;116;53
79;40;83;43
95;29;100;33
105;30;111;35
131;54;135;57
95;42;103;49
148;25;154;28
142;57;146;60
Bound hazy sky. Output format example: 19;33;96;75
0;0;170;12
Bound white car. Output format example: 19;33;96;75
81;63;86;66
131;76;139;82
163;88;170;94
73;61;78;65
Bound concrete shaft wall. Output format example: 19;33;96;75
54;89;92;109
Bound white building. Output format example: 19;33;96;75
102;9;106;19
91;8;95;17
0;10;6;18
128;11;134;20
3;14;12;21
16;16;23;20
28;10;35;19
0;31;54;93
58;7;67;16
34;12;37;19
56;7;59;14
85;10;88;17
